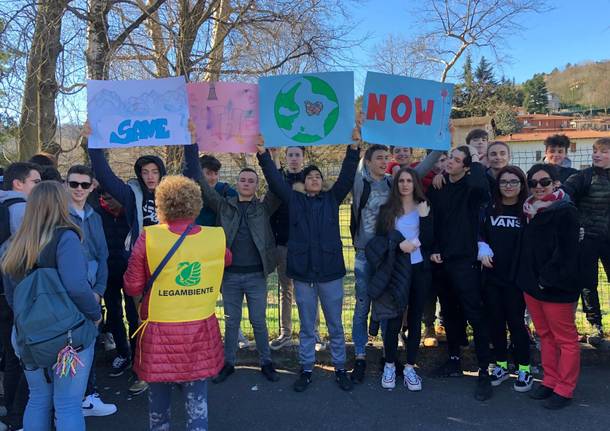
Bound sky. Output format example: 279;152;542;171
347;0;610;90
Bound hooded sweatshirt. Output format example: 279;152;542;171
89;144;200;251
0;190;27;236
69;204;109;296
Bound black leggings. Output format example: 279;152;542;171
482;279;530;366
384;263;431;365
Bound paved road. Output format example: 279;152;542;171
87;363;610;431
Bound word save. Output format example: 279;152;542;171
110;118;170;145
366;93;435;126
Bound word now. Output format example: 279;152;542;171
366;93;434;126
110;119;170;145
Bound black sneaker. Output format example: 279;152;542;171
350;358;366;383
433;358;463;377
293;370;312;392
586;324;604;347
109;355;131;377
212;363;235;384
261;362;280;382
336;369;353;391
543;393;572;410
529;384;554;400
474;370;493;401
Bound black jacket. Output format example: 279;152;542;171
563;166;610;241
427;162;489;263
365;230;411;313
517;199;580;303
270;169;304;246
258;147;359;283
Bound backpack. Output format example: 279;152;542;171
350;176;392;242
12;228;97;369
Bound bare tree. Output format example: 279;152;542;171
373;0;549;82
17;0;69;161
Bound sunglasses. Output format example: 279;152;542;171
68;181;92;190
499;179;521;188
528;177;553;188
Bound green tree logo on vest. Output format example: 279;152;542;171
274;76;339;143
175;262;201;287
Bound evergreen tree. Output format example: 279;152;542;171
523;73;549;113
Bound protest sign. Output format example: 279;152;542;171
259;72;354;147
187;82;259;153
87;77;190;149
362;72;454;150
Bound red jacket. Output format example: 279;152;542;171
124;219;231;383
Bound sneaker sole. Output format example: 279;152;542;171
513;383;534;393
381;381;396;389
406;383;422;391
491;374;509;387
269;340;292;351
83;409;117;417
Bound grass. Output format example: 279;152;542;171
217;204;610;340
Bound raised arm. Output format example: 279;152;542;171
413;151;442;178
256;137;293;203
331;146;360;203
182;144;203;182
198;175;224;215
88;148;134;209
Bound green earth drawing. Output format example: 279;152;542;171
273;76;340;143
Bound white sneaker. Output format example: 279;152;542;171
102;333;116;352
237;332;250;349
403;366;422;391
315;340;327;352
82;393;117;417
381;363;396;389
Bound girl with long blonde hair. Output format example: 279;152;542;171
1;181;101;431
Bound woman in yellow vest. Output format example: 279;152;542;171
124;175;230;431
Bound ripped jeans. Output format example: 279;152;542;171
149;379;208;431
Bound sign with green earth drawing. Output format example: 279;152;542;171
175;261;201;287
259;72;354;147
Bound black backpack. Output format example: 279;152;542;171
350;177;392;243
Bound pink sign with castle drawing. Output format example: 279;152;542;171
187;82;259;153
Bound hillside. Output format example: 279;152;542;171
545;60;610;109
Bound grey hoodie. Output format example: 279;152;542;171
0;190;27;236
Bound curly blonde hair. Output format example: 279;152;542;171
155;175;202;223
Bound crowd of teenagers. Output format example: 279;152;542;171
0;121;608;430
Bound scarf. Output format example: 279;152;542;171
523;189;565;223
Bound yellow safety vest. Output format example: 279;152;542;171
141;224;225;325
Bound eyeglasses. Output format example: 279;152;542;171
499;179;521;188
527;178;553;188
68;181;92;190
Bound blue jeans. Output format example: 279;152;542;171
222;272;271;366
22;343;94;431
149;379;208;431
352;249;373;356
294;278;346;371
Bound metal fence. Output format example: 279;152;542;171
102;145;608;340
200;146;608;340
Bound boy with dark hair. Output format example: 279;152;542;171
198;162;281;384
544;134;578;185
196;155;237;226
466;129;489;167
28;152;57;168
64;164;116;417
0;162;41;430
563;137;610;346
427;145;494;401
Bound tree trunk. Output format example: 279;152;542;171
17;0;68;161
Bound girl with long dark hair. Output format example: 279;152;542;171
371;167;433;391
478;165;533;392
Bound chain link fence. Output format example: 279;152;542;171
98;144;608;341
